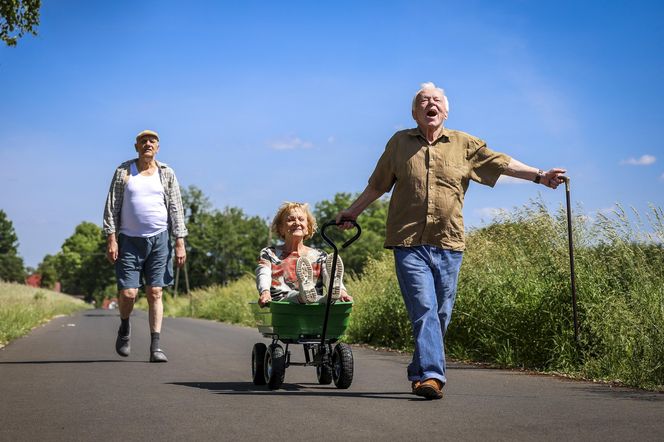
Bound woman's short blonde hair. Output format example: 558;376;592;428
271;201;318;240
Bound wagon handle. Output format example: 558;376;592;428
318;220;361;348
321;220;362;251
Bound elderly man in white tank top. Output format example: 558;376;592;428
103;130;188;363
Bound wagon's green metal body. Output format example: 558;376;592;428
251;301;352;343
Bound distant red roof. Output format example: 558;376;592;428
25;273;41;288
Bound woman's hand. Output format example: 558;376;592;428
339;289;353;302
258;290;272;307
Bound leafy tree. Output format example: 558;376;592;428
311;192;390;276
181;185;212;225
186;207;269;288
0;209;26;282
36;253;58;289
55;222;114;302
1;0;41;46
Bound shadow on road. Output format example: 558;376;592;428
168;381;422;401
0;359;145;365
570;385;664;402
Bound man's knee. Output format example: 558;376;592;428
119;289;139;300
146;286;163;303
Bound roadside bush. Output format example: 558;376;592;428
344;250;413;349
452;201;664;390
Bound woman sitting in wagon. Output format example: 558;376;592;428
256;202;352;307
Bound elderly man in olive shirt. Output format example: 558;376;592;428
337;82;565;399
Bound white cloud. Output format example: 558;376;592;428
268;136;313;150
475;207;507;220
497;175;528;185
620;155;656;166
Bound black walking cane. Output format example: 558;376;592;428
561;176;579;346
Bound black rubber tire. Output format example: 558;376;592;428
264;344;286;390
316;364;333;385
332;343;354;389
252;343;267;385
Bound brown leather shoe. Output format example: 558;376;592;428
415;378;444;400
411;381;420;394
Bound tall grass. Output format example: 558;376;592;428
145;274;257;327
450;201;663;390
344;251;412;349
0;281;89;346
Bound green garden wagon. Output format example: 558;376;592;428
250;221;361;390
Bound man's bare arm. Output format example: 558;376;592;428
503;158;566;189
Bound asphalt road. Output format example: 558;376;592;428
1;309;663;441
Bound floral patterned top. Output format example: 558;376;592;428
255;246;345;300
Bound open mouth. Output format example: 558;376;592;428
426;109;438;117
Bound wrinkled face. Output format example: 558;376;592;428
280;208;309;240
134;136;160;158
412;89;448;129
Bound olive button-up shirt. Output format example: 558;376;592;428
368;127;511;251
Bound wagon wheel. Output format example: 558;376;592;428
316;364;333;385
252;343;267;385
332;343;353;389
312;344;332;385
264;344;286;390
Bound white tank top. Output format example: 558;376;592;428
120;162;168;237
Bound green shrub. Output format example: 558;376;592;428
345;250;413;349
450;201;664;390
156;274;257;326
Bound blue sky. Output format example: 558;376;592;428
1;0;663;268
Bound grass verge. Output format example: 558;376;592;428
0;281;90;347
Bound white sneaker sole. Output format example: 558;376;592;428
296;257;317;304
325;254;344;300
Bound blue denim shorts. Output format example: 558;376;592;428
115;230;174;290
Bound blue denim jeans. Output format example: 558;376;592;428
394;245;463;385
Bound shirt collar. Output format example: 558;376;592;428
407;126;450;143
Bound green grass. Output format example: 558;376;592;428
453;201;664;390
0;281;90;346
136;274;257;327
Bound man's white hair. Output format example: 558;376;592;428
412;82;449;113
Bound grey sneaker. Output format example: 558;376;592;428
324;254;344;300
295;256;317;304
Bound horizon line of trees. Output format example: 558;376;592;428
5;190;663;305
